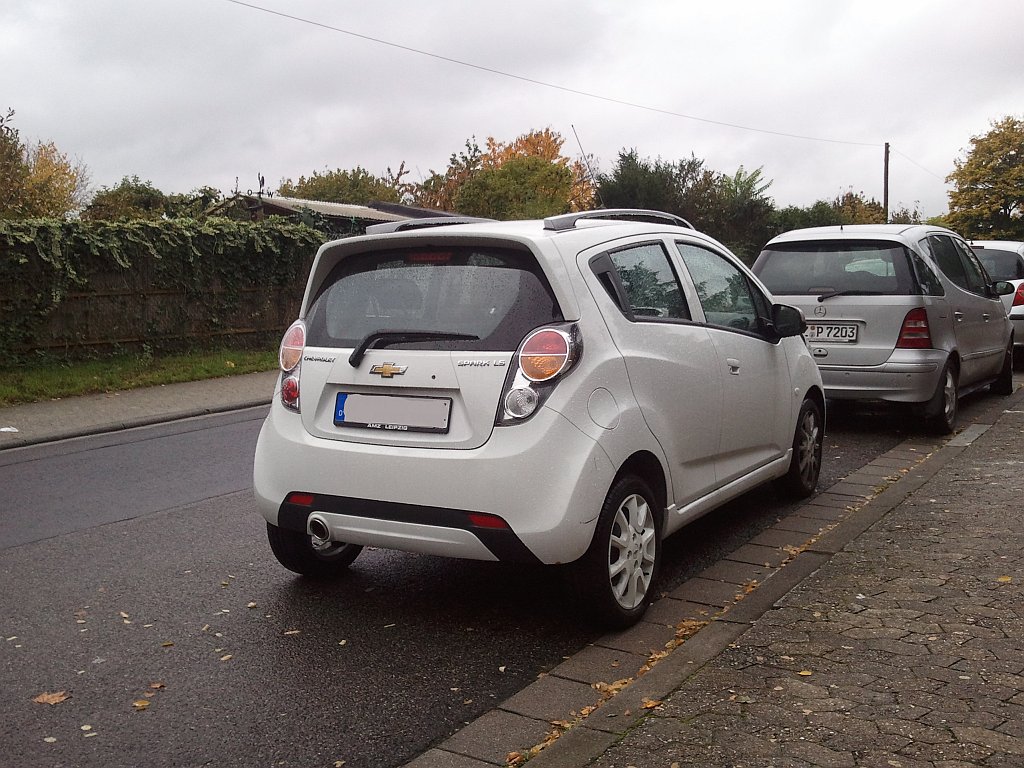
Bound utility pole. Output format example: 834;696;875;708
883;142;890;222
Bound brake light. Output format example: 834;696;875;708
498;324;581;424
1013;284;1024;308
279;321;305;372
278;320;305;412
897;308;932;349
519;329;571;381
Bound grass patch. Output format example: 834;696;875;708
1;348;278;407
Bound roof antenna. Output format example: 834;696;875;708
571;124;605;209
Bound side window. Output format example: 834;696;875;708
675;242;763;335
909;250;945;296
602;242;690;320
927;235;969;291
953;238;989;294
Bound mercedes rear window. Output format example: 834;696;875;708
754;240;916;295
304;245;563;351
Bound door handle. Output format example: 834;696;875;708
726;358;740;375
954;311;964;322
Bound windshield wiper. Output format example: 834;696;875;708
348;329;480;367
816;289;885;302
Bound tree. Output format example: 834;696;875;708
708;166;775;262
946;116;1024;239
277;165;406;205
412;129;593;214
0;108;90;219
454;155;573;219
412;138;483;212
82;176;168;220
0;109;29;218
771;201;842;235
832;189;886;224
596;150;718;226
888;202;923;225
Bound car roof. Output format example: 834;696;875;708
344;210;727;253
969;239;1024;253
765;223;956;246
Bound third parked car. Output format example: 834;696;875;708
753;224;1015;433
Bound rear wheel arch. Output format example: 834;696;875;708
614;451;668;518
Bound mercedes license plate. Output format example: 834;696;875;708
806;323;858;343
334;393;451;433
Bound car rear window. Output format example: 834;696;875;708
305;245;563;351
972;247;1024;281
754;240;916;295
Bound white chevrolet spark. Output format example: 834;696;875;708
254;210;824;626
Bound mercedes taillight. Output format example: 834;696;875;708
278;320;305;412
896;308;932;349
497;325;581;424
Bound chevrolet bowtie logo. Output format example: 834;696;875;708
369;362;407;378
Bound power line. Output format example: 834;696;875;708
889;147;948;183
222;0;880;148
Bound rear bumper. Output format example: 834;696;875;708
253;400;616;565
1011;314;1024;348
817;349;946;403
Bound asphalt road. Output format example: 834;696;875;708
0;392;1004;767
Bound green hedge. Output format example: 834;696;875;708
0;217;328;360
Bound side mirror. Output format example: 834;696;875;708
993;280;1014;297
771;303;807;338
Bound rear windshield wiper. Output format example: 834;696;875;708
816;289;885;302
348;330;480;367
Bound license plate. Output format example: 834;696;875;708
334;393;452;434
806;323;858;343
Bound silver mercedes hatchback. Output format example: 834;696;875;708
753;224;1015;433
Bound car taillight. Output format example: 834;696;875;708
896;308;932;349
498;325;581;424
1013;284;1024;308
520;328;571;381
280;321;305;372
278;320;305;412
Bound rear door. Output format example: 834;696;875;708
924;234;1006;383
299;243;563;449
579;239;720;507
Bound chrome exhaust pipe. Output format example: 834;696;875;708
308;516;331;546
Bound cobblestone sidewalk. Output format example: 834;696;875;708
588;409;1024;767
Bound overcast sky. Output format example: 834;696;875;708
3;0;1022;219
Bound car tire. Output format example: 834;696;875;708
776;398;823;498
571;476;661;629
266;521;362;579
924;360;959;435
991;341;1015;396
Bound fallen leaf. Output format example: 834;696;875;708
996;576;1012;583
80;725;92;732
283;630;300;636
798;670;813;676
43;737;57;743
220;654;233;662
132;699;150;710
247;602;257;609
33;691;70;705
161;641;174;648
84;732;97;738
119;612;129;619
338;640;347;646
498;666;506;673
641;697;662;709
150;682;165;689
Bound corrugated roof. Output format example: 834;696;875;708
248;195;407;222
